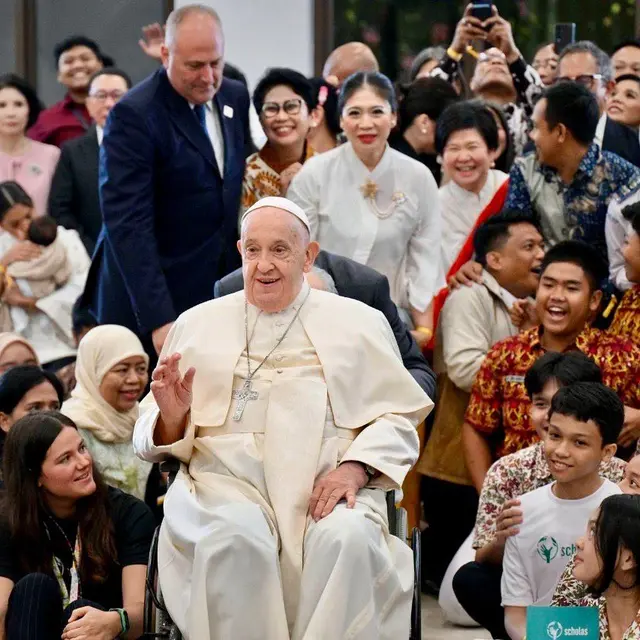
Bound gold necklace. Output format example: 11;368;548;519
359;178;406;220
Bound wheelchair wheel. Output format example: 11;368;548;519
410;527;422;640
144;527;161;634
143;526;183;639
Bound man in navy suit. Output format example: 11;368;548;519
87;4;249;354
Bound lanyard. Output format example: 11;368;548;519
44;519;82;608
71;108;91;131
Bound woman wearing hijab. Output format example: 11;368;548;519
61;325;152;501
0;332;38;374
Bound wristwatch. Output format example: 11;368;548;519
361;463;378;482
109;608;130;637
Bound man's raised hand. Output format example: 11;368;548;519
151;353;195;434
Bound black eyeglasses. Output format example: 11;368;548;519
261;98;303;118
555;74;603;89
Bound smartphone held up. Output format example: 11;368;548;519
471;2;493;28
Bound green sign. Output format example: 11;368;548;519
527;606;599;640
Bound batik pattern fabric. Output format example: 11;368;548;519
555;583;640;639
465;326;640;457
506;144;640;262
473;442;626;549
610;285;640;347
242;144;315;213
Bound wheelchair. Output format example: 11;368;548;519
143;465;422;640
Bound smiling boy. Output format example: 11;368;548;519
463;240;640;491
502;382;623;640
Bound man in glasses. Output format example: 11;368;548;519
49;68;132;253
557;41;640;167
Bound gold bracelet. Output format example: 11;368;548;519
446;47;463;62
415;326;433;340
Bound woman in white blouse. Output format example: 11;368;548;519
287;71;443;336
437;101;509;275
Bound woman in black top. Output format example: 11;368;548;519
0;411;155;639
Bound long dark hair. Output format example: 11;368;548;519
482;101;515;172
0;181;34;223
589;494;640;595
1;411;117;584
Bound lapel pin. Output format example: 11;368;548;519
223;105;234;119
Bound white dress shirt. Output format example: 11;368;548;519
606;191;636;291
287;142;444;312
191;101;225;175
439;169;509;274
96;125;104;145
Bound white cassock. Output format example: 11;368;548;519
133;283;432;640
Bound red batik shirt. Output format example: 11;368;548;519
609;284;640;347
465;325;640;457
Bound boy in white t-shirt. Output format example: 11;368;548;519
502;382;623;640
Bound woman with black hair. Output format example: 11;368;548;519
607;74;640;131
436;101;510;274
0;365;63;469
288;71;443;337
0;181;90;367
241;68;316;212
571;494;640;638
0;74;60;217
390;76;459;184
0;411;155;639
484;101;516;173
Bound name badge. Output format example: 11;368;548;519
526;606;599;640
223;105;234;119
505;375;525;384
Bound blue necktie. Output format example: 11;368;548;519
194;103;207;133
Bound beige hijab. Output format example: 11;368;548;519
62;325;149;443
0;333;39;366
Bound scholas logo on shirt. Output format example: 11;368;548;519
537;536;559;563
547;621;590;638
537;537;577;563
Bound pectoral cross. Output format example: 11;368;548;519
232;379;259;421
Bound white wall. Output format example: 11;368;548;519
176;0;315;90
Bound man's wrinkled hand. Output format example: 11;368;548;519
309;462;368;521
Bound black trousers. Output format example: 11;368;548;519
421;476;478;587
5;573;105;639
452;561;507;639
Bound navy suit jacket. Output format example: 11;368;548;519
214;251;437;398
603;117;640;167
85;69;249;337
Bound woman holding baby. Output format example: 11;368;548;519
0;181;89;366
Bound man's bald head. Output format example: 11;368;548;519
161;4;225;105
323;42;379;86
238;205;320;313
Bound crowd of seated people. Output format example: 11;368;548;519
2;1;640;638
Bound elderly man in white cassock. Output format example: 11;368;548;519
133;196;433;640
